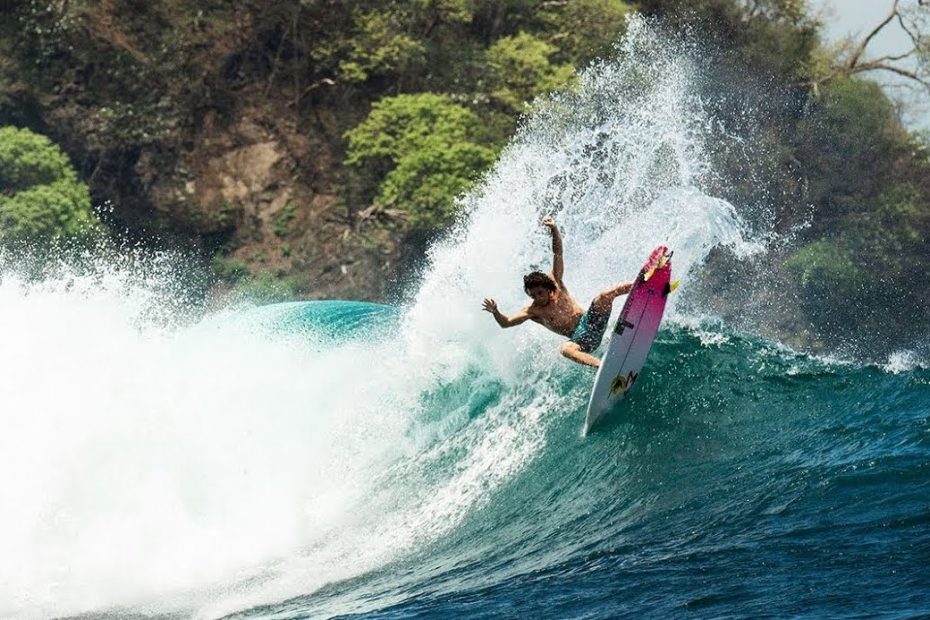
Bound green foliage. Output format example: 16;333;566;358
211;255;249;283
378;140;497;230
236;269;303;303
345;93;497;231
538;0;634;64
786;239;867;300
783;73;930;342
212;254;302;302
0;126;75;191
813;78;898;160
410;0;473;24
841;185;928;296
0;35;19;119
338;8;425;82
2;0;927;338
14;0;84;67
486;32;576;112
861;185;925;252
794;78;902;222
0;126;100;246
639;0;819;83
96;101;173;147
740;0;819;82
274;203;297;238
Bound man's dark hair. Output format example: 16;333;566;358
524;271;557;294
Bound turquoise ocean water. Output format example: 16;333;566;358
231;301;930;620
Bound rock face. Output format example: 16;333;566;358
153;107;404;301
180;120;293;236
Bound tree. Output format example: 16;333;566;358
805;0;930;99
337;8;425;83
486;32;575;113
0;126;100;246
538;0;634;65
344;93;497;231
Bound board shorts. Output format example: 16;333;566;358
570;302;611;353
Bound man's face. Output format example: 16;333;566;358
527;286;553;306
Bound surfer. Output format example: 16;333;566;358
482;216;632;368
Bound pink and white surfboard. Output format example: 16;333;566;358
583;245;674;435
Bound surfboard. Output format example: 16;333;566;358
582;245;675;435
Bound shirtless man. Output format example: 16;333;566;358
482;216;632;368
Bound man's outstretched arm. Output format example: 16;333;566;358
482;299;531;328
541;216;564;286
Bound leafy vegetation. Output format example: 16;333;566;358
486;32;575;112
784;75;930;343
0;126;100;246
345;93;497;230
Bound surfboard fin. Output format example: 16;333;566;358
662;279;681;298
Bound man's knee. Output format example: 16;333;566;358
592;292;613;312
560;341;581;358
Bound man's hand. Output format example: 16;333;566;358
483;300;532;329
541;216;558;233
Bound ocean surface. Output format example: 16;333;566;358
2;17;928;620
229;302;930;620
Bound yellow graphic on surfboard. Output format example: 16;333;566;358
610;371;639;396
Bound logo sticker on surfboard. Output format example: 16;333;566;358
614;319;635;335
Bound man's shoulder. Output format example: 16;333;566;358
524;304;545;320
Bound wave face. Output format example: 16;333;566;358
2;16;929;620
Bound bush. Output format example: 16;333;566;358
345;93;497;231
486;32;575;112
338;8;425;82
538;0;633;65
0;126;100;246
787;239;867;295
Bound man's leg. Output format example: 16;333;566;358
561;341;600;368
562;281;633;368
590;281;634;314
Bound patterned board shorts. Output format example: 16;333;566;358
570;301;611;353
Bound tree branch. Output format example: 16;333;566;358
870;49;918;64
846;0;900;70
289;78;336;108
851;62;929;90
896;11;923;49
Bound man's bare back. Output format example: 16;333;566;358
482;216;632;368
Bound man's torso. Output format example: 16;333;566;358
528;287;585;337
